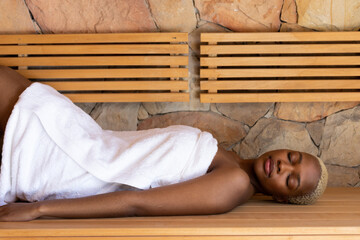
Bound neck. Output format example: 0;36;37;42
237;157;266;194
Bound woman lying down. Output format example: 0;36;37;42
0;65;328;222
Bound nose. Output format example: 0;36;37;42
277;160;295;174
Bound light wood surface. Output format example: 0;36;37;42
0;188;359;239
0;33;189;102
0;56;188;66
201;32;360;42
0;33;188;44
200;32;360;103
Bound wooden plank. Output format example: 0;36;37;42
1;220;359;237
200;92;360;103
200;56;360;67
201;80;360;90
44;81;188;91
201;44;360;55
201;68;360;78
228;207;360;214
0;33;188;44
18;69;188;79
64;93;189;102
244;201;360;208
0;56;188;66
0;44;188;55
2;236;360;240
201;32;360;42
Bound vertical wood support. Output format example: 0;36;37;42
18;43;28;70
208;42;217;93
170;42;180;93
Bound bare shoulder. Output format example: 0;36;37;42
210;166;254;209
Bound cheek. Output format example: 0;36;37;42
264;176;288;196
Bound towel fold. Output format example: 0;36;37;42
0;83;218;205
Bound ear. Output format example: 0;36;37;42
272;195;288;204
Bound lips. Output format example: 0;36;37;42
264;157;274;177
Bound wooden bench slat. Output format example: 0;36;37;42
44;81;188;91
0;33;188;44
0;44;188;55
201;56;360;67
64;93;189;102
245;200;360;207
201;32;360;42
201;44;360;55
201;80;360;90
1;220;359;237
201;68;360;78
2;236;360;240
17;69;188;79
201;92;360;103
0;56;188;66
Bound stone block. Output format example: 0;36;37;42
305;119;325;147
0;0;37;34
281;0;297;23
326;165;360;187
26;0;157;33
138;111;247;148
147;0;197;32
274;102;359;122
194;0;282;32
90;103;140;131
75;103;96;115
215;103;273;127
296;0;360;31
137;104;149;121
239;118;318;159
320;106;360;167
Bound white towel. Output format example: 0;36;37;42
0;83;218;205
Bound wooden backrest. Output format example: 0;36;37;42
200;32;360;103
0;33;189;102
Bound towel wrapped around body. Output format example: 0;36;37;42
0;83;218;206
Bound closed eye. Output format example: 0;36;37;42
287;152;291;163
286;175;290;187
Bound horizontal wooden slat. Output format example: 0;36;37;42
0;44;188;55
18;69;188;79
201;44;360;55
2;237;360;240
0;56;188;66
201;80;360;90
1;220;359;237
201;56;360;67
0;33;188;44
200;92;360;103
201;68;360;78
201;32;360;42
64;93;189;102
44;81;188;91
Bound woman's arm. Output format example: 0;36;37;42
0;166;254;221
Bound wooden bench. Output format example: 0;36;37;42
0;33;189;102
0;188;359;239
200;32;360;102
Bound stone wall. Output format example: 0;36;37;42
2;0;360;187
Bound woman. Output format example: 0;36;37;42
0;66;328;221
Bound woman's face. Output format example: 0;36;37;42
253;149;321;201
